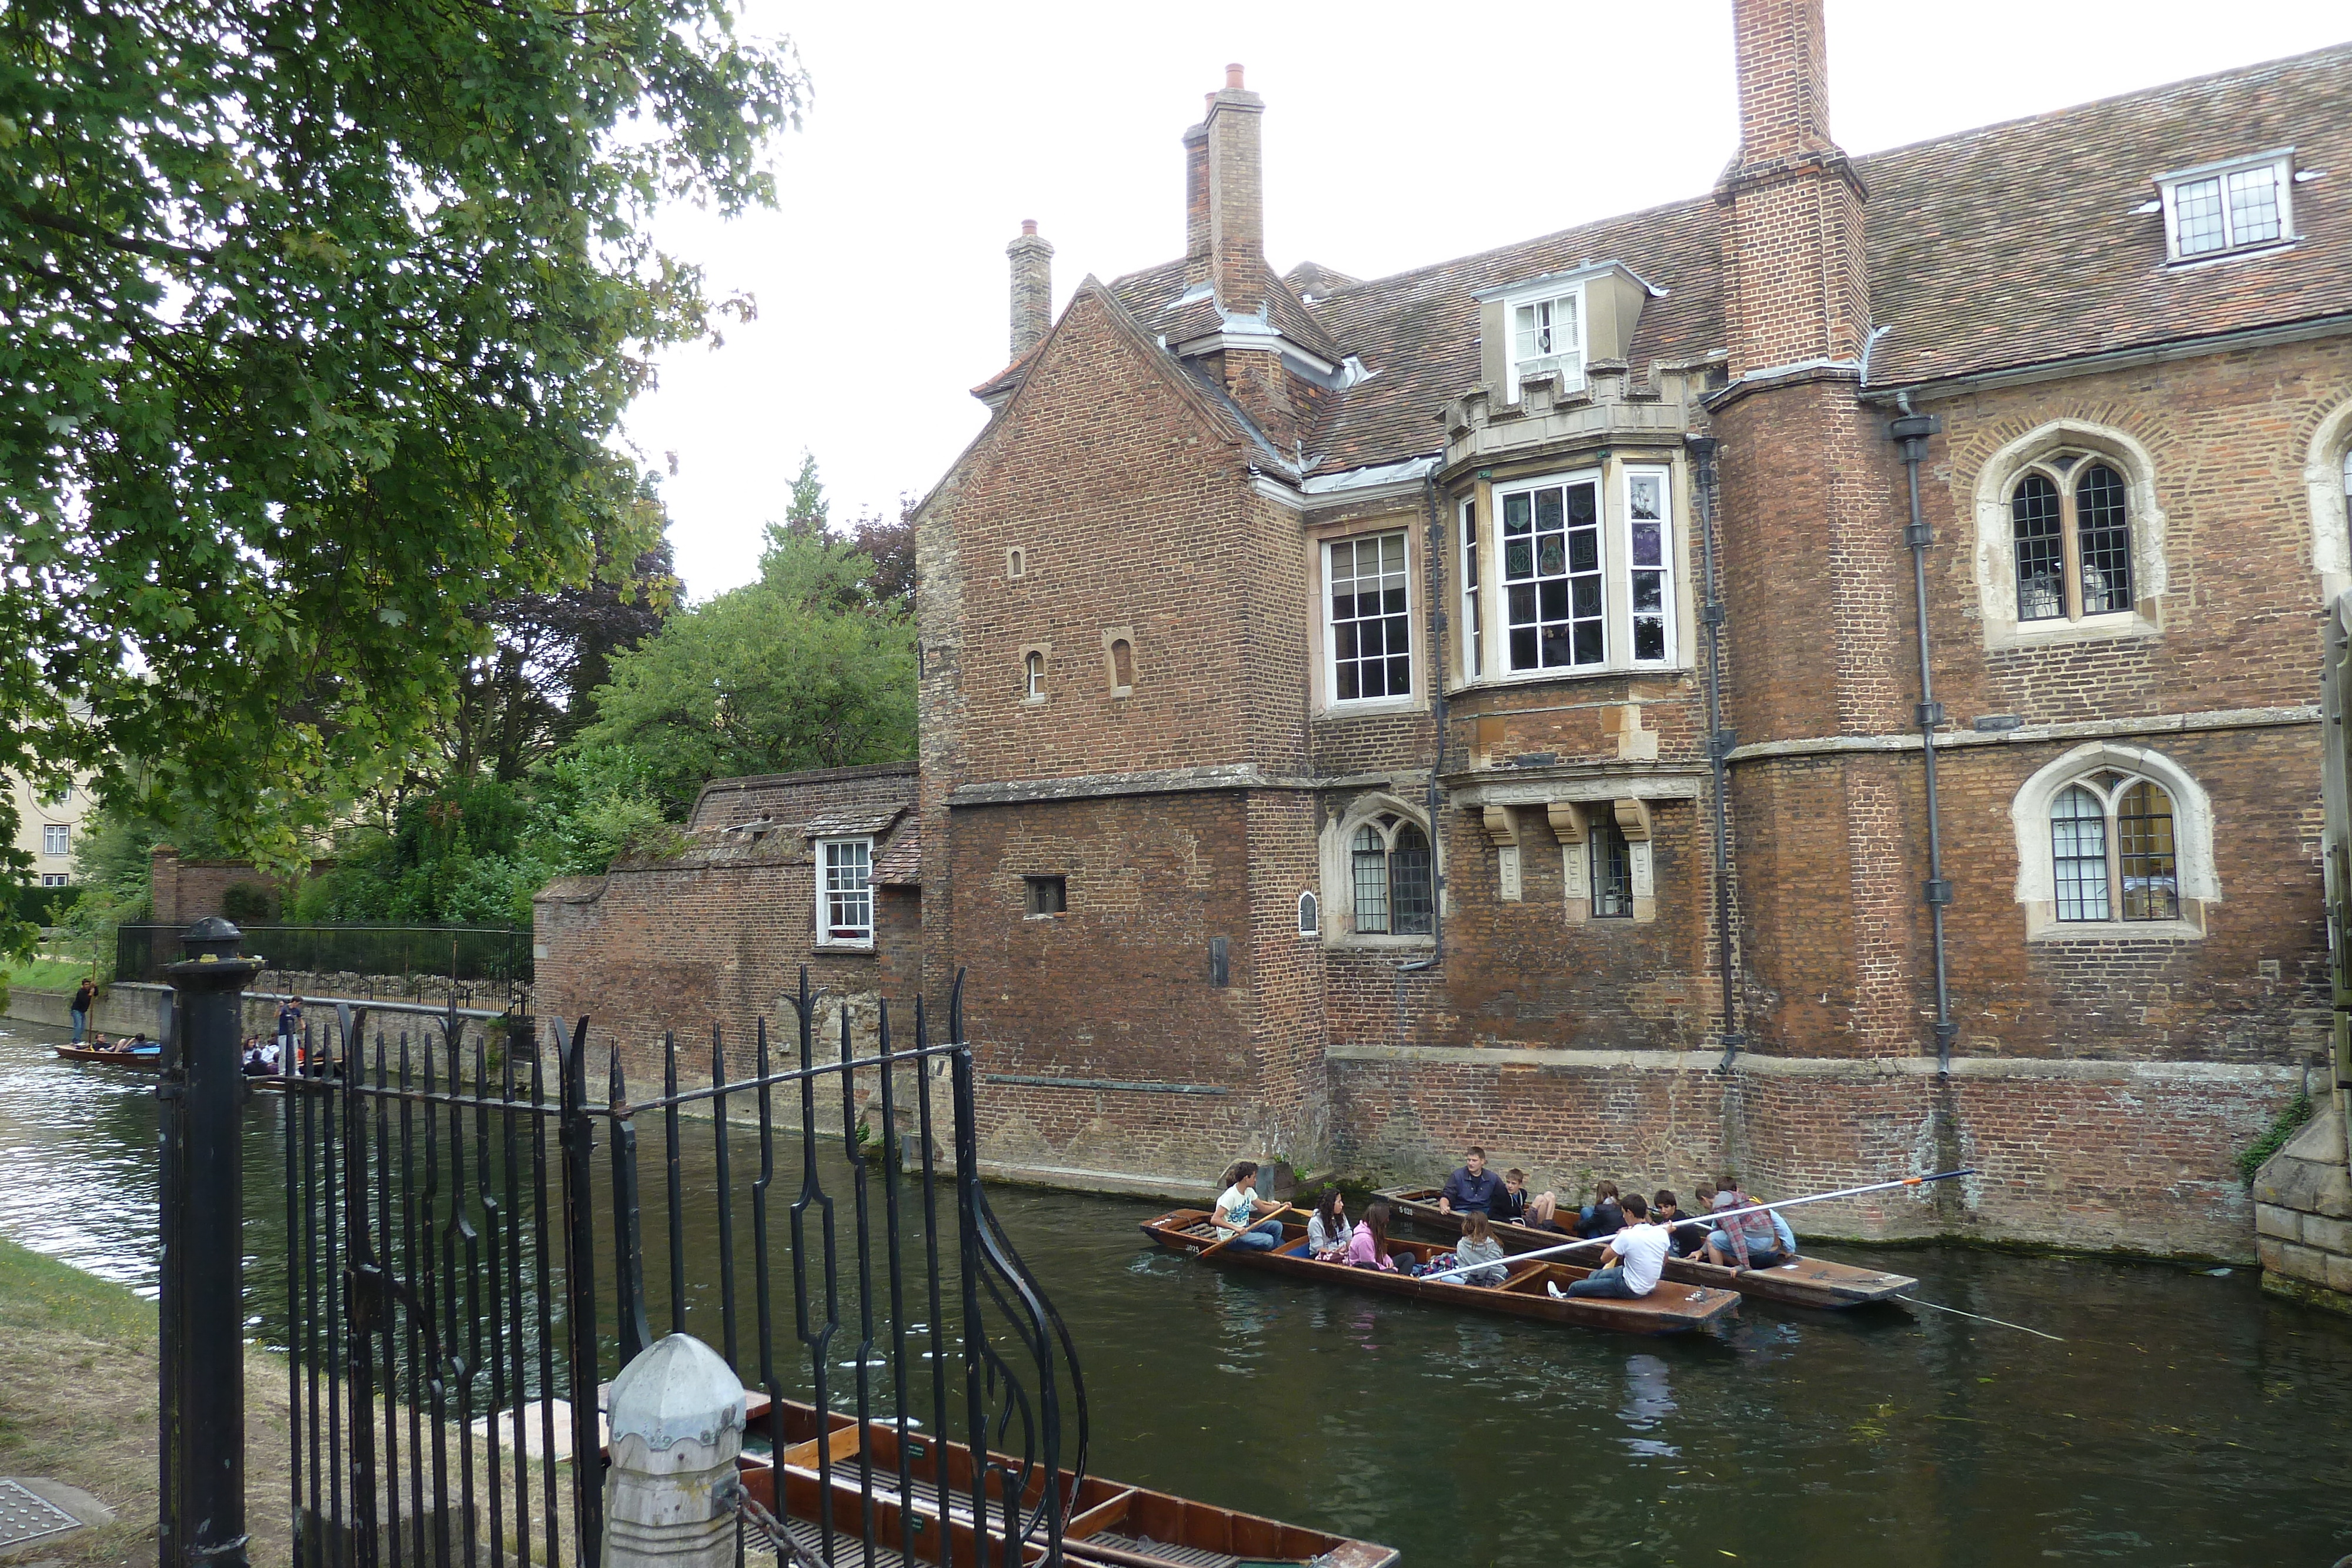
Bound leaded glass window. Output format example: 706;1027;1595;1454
1349;817;1434;938
2012;473;2065;621
2050;774;2184;925
1329;531;1412;701
1502;479;1603;671
1591;815;1633;919
1628;471;1673;663
2051;786;2109;921
2165;156;2292;260
2010;457;2134;624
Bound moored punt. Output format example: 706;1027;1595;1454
1377;1185;1919;1309
734;1390;1397;1567
1140;1209;1736;1336
52;1044;161;1070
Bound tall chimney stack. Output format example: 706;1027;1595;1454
1006;219;1054;362
1717;0;1866;373
1182;114;1211;286
1204;63;1265;316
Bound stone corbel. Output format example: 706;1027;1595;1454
1545;801;1588;844
1615;798;1656;922
1481;806;1522;902
1548;801;1589;920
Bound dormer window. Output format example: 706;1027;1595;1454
1509;286;1583;398
2159;151;2294;262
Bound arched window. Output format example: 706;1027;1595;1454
2010;459;2133;623
1297;890;1319;937
1110;638;1135;691
2048;771;2179;924
1349;816;1434;936
1023;650;1045;699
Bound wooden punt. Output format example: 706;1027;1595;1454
730;1389;1396;1568
1139;1209;1736;1336
1375;1185;1919;1309
52;1044;162;1069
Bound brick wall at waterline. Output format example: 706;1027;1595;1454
1327;1049;2296;1258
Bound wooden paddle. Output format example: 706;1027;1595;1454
1197;1203;1298;1260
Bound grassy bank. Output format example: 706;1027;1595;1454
4;957;91;993
0;1239;292;1568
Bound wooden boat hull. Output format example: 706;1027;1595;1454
1141;1210;1736;1335
730;1389;1397;1567
52;1045;161;1070
1377;1186;1919;1308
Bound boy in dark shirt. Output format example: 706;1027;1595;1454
1437;1146;1504;1217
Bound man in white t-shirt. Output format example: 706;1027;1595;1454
1563;1192;1671;1299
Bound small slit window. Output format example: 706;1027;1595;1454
1007;547;1027;579
1297;891;1319;937
1023;651;1045;700
1109;638;1135;694
1024;875;1067;917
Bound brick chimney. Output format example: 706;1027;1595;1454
1006;219;1054;362
1717;0;1867;376
1204;63;1265;316
1182;114;1210;286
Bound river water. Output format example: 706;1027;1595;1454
4;1016;2348;1566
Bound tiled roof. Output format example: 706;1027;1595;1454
1855;41;2352;387
1015;42;2349;477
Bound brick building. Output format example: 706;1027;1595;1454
903;0;2352;1256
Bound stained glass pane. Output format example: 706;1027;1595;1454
1502;481;1604;670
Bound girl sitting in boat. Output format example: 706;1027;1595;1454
1211;1162;1287;1252
1345;1199;1402;1272
1452;1212;1510;1286
1305;1191;1351;1261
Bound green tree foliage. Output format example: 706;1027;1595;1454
583;530;917;814
0;1;805;965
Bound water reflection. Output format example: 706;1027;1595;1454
7;1018;2352;1567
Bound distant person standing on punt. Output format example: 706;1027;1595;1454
70;977;95;1042
1561;1193;1670;1300
1210;1161;1287;1252
1345;1198;1404;1273
1305;1191;1351;1261
1436;1146;1504;1218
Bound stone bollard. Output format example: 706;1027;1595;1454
604;1333;747;1568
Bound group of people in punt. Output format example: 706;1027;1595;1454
1207;1146;1798;1304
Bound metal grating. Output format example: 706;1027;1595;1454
0;1480;83;1549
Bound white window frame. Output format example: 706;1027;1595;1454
41;873;70;888
1504;282;1586;400
2157;149;2295;263
1323;529;1415;709
1458;497;1483;681
1496;466;1607;675
42;824;70;857
816;837;875;948
1621;465;1677;668
2010;743;2215;941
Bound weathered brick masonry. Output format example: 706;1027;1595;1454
541;2;2352;1261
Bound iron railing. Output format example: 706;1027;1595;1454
155;923;1083;1568
118;922;529;994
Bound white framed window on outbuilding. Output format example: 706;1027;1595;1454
816;836;874;946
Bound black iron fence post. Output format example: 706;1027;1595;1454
158;916;262;1568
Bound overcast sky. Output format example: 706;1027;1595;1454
627;1;2351;600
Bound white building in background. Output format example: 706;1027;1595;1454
10;769;93;887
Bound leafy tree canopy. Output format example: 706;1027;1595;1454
0;0;804;945
582;530;916;814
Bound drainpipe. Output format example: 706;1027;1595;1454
1401;464;1447;974
1889;401;1959;1072
1690;438;1741;1068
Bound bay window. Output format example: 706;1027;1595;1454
1487;464;1678;680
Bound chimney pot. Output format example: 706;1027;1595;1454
1021;219;1037;236
1225;63;1244;90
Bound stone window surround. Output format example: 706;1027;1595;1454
812;834;877;952
1005;546;1028;580
1101;626;1136;698
1305;518;1427;719
1319;791;1436;950
1453;455;1696;690
2009;741;2216;941
1970;419;2168;653
2307;397;2352;604
1018;641;1050;705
